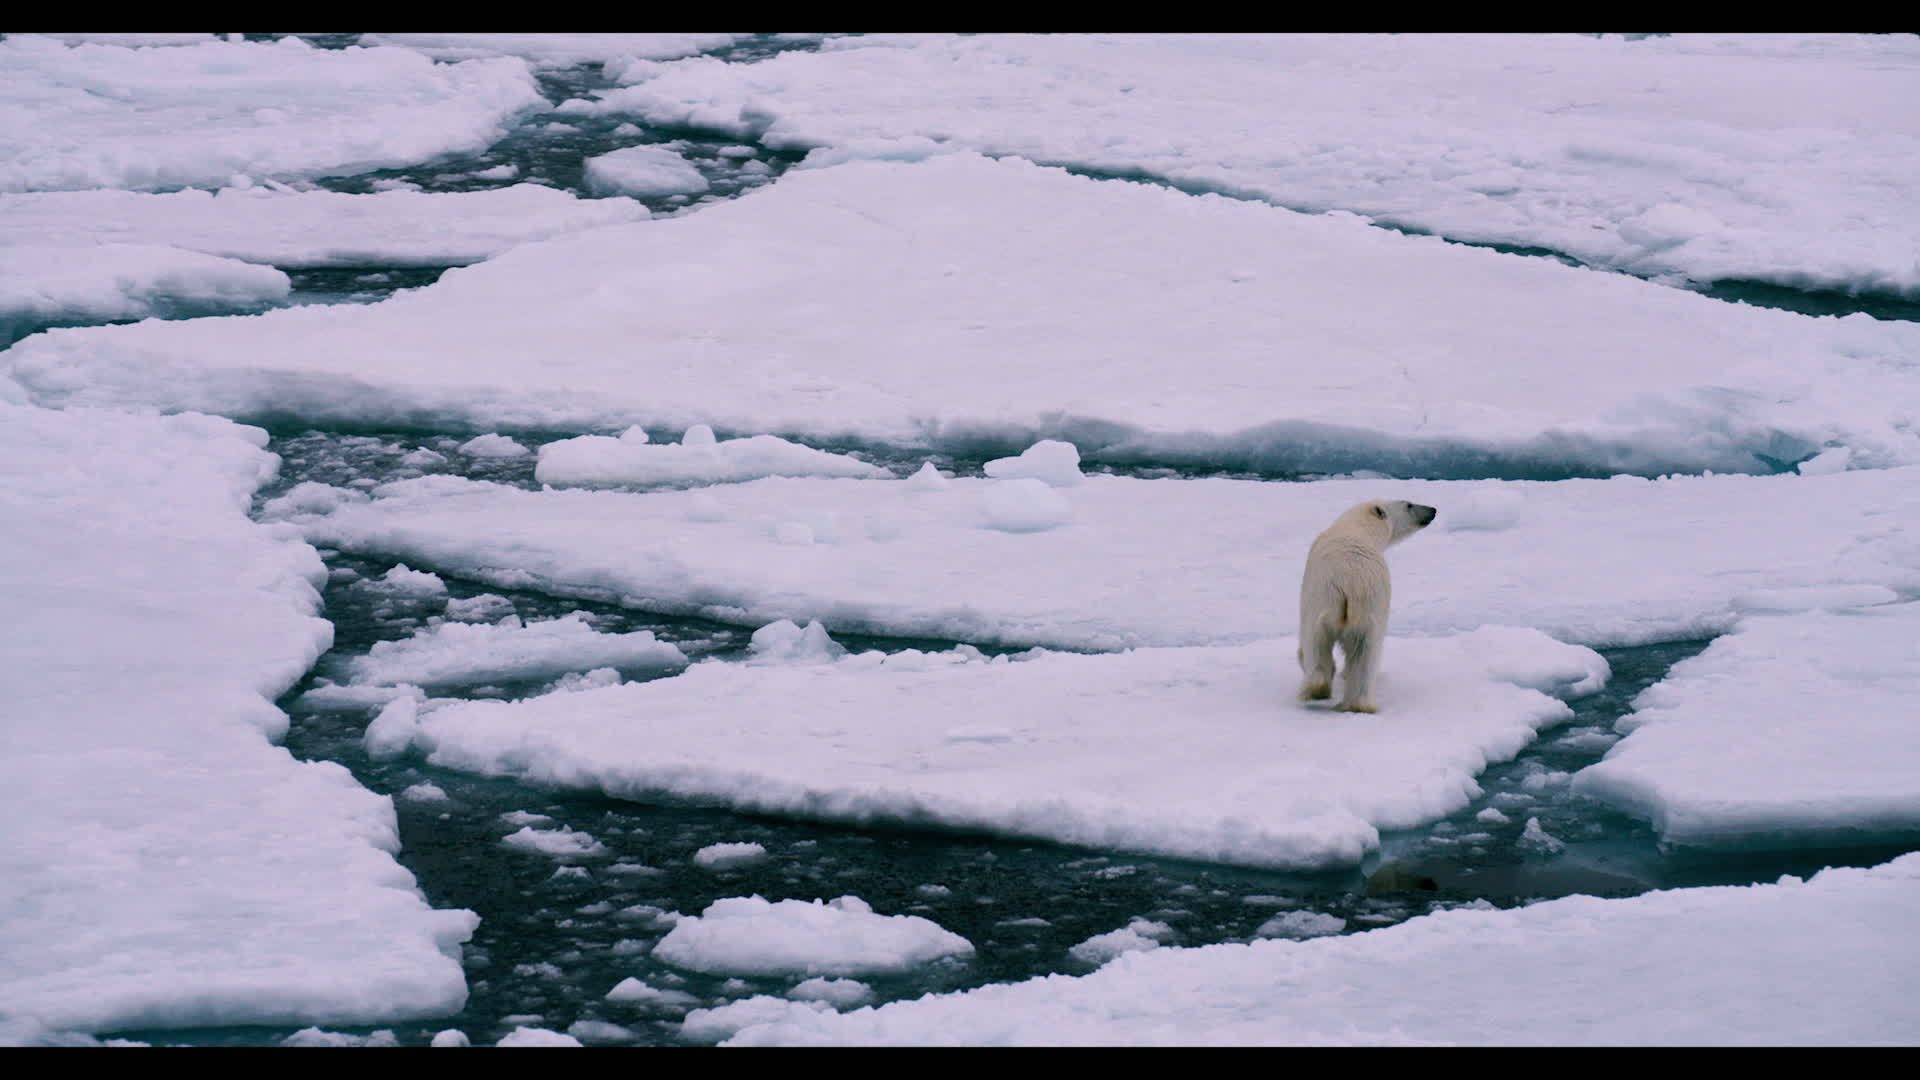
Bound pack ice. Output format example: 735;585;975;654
0;243;289;346
282;455;1920;859
0;185;650;269
395;623;1604;869
0;402;477;1038
10;154;1917;476
697;853;1920;1046
286;465;1920;652
592;32;1920;296
0;34;546;193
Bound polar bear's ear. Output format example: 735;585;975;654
1373;505;1387;519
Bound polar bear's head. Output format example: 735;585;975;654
1366;499;1437;547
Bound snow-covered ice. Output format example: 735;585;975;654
357;563;447;597
0;185;649;268
1070;919;1175;966
535;427;888;489
979;477;1071;533
1254;910;1346;940
502;825;610;860
692;842;769;870
361;33;751;68
12;154;1917;475
708;853;1920;1045
1;243;289;343
0;34;546;193
380;624;1603;869
495;1026;582;1046
343;612;688;690
457;432;530;458
652;895;974;978
598;33;1920;295
583;145;711;198
5;30;1916;1047
786;978;874;1008
0;402;477;1036
288;465;1920;652
364;694;422;761
1574;599;1920;852
746;619;850;665
983;439;1083;487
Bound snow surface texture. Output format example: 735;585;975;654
595;33;1920;296
652;895;974;978
288;465;1920;653
0;185;650;268
535;426;888;489
11;154;1916;476
0;402;477;1036
702;854;1920;1045
1574;599;1920;850
391;624;1604;870
0;35;546;194
0;243;289;344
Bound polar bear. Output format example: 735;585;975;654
1297;499;1437;713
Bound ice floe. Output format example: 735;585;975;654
1574;599;1920;851
0;402;477;1035
385;624;1603;870
0;34;545;193
600;33;1920;295
0;185;649;268
288;464;1920;652
343;611;687;690
12;154;1918;475
652;895;974;978
362;33;752;68
583;145;711;198
1;243;289;344
1070;919;1176;966
707;853;1920;1045
535;426;888;488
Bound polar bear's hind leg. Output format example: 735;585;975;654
1297;599;1342;702
1333;624;1379;713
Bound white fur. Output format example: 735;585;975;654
1297;499;1436;713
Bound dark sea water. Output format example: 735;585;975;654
36;35;1913;1046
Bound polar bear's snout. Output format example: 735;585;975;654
1410;503;1436;526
